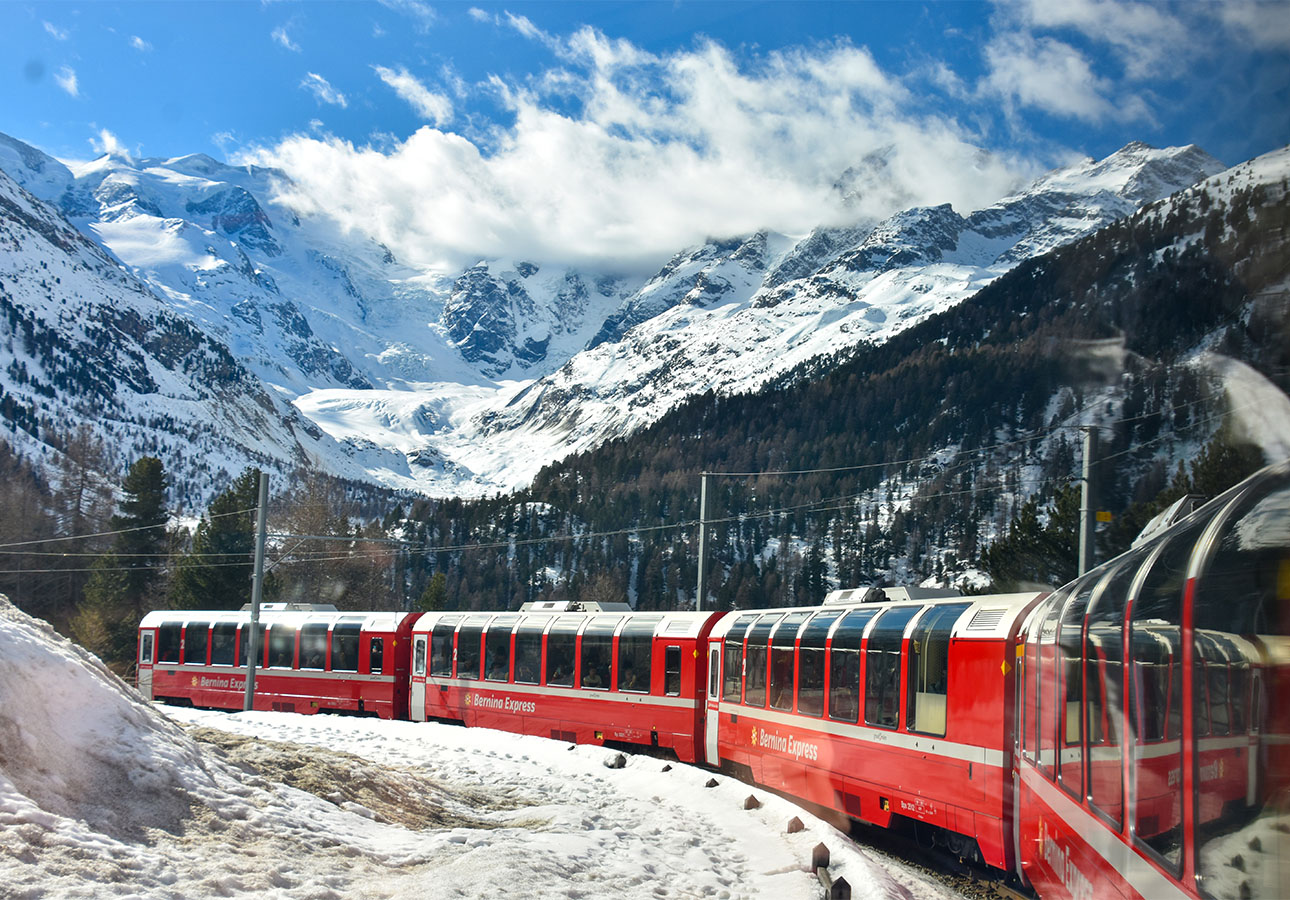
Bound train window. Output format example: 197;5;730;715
1085;560;1135;827
769;612;811;711
1191;633;1228;738
1192;468;1290;897
413;636;426;677
157;623;182;663
799;610;843;718
864;606;921;729
618;617;661;693
139;632;153;664
907;603;970;737
1019;602;1043;763
299;623;328;670
268;625;296;668
210;623;237;666
1036;593;1064;779
723;614;758;701
485;615;519;682
1131;519;1206;874
743;614;782;708
1057;582;1096;798
665;645;682;696
580;617;619;689
183;622;210;665
513;616;548;685
829;608;878;722
369;636;385;675
456;617;488;680
330;622;361;672
546;617;580;687
429;617;460;677
238;623;266;668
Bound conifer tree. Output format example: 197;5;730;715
72;456;170;667
172;468;265;610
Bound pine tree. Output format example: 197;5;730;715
72;456;170;668
171;468;263;610
418;571;448;611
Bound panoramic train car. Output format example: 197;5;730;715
137;604;421;719
1014;460;1290;900
703;590;1045;872
409;603;725;762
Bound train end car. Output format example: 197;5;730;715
705;590;1045;872
409;603;725;762
1014;459;1290;900
137;604;421;719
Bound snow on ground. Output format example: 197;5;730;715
0;596;965;899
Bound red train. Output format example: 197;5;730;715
137;461;1290;899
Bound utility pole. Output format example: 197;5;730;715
243;471;269;712
1078;428;1097;576
696;473;709;611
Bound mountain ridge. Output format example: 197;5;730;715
0;133;1237;501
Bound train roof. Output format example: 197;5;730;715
138;608;418;631
708;592;1044;642
411;609;721;640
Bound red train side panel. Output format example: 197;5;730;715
137;605;420;719
409;607;724;762
707;592;1043;871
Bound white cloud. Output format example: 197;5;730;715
54;66;79;98
468;8;493;24
243;34;1026;274
1218;0;1290;50
982;33;1128;124
130;35;153;52
378;0;436;32
43;21;69;41
90;129;130;159
272;26;301;53
300;72;348;108
1003;0;1193;80
504;11;550;44
373;65;453;125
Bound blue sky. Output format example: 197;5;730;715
4;1;1289;271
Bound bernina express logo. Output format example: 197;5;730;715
464;693;536;714
751;726;819;761
1038;818;1093;900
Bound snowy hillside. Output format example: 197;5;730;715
0;134;1231;498
0;594;966;899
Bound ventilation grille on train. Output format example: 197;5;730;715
966;608;1007;630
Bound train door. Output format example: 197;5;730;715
137;629;155;699
410;633;428;721
705;643;721;765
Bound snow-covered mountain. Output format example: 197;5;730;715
0;164;403;505
466;143;1226;478
0;132;1229;499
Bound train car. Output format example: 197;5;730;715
1014;460;1290;900
137;603;421;719
703;590;1045;872
408;602;725;762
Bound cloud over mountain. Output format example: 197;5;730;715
244;34;1030;273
